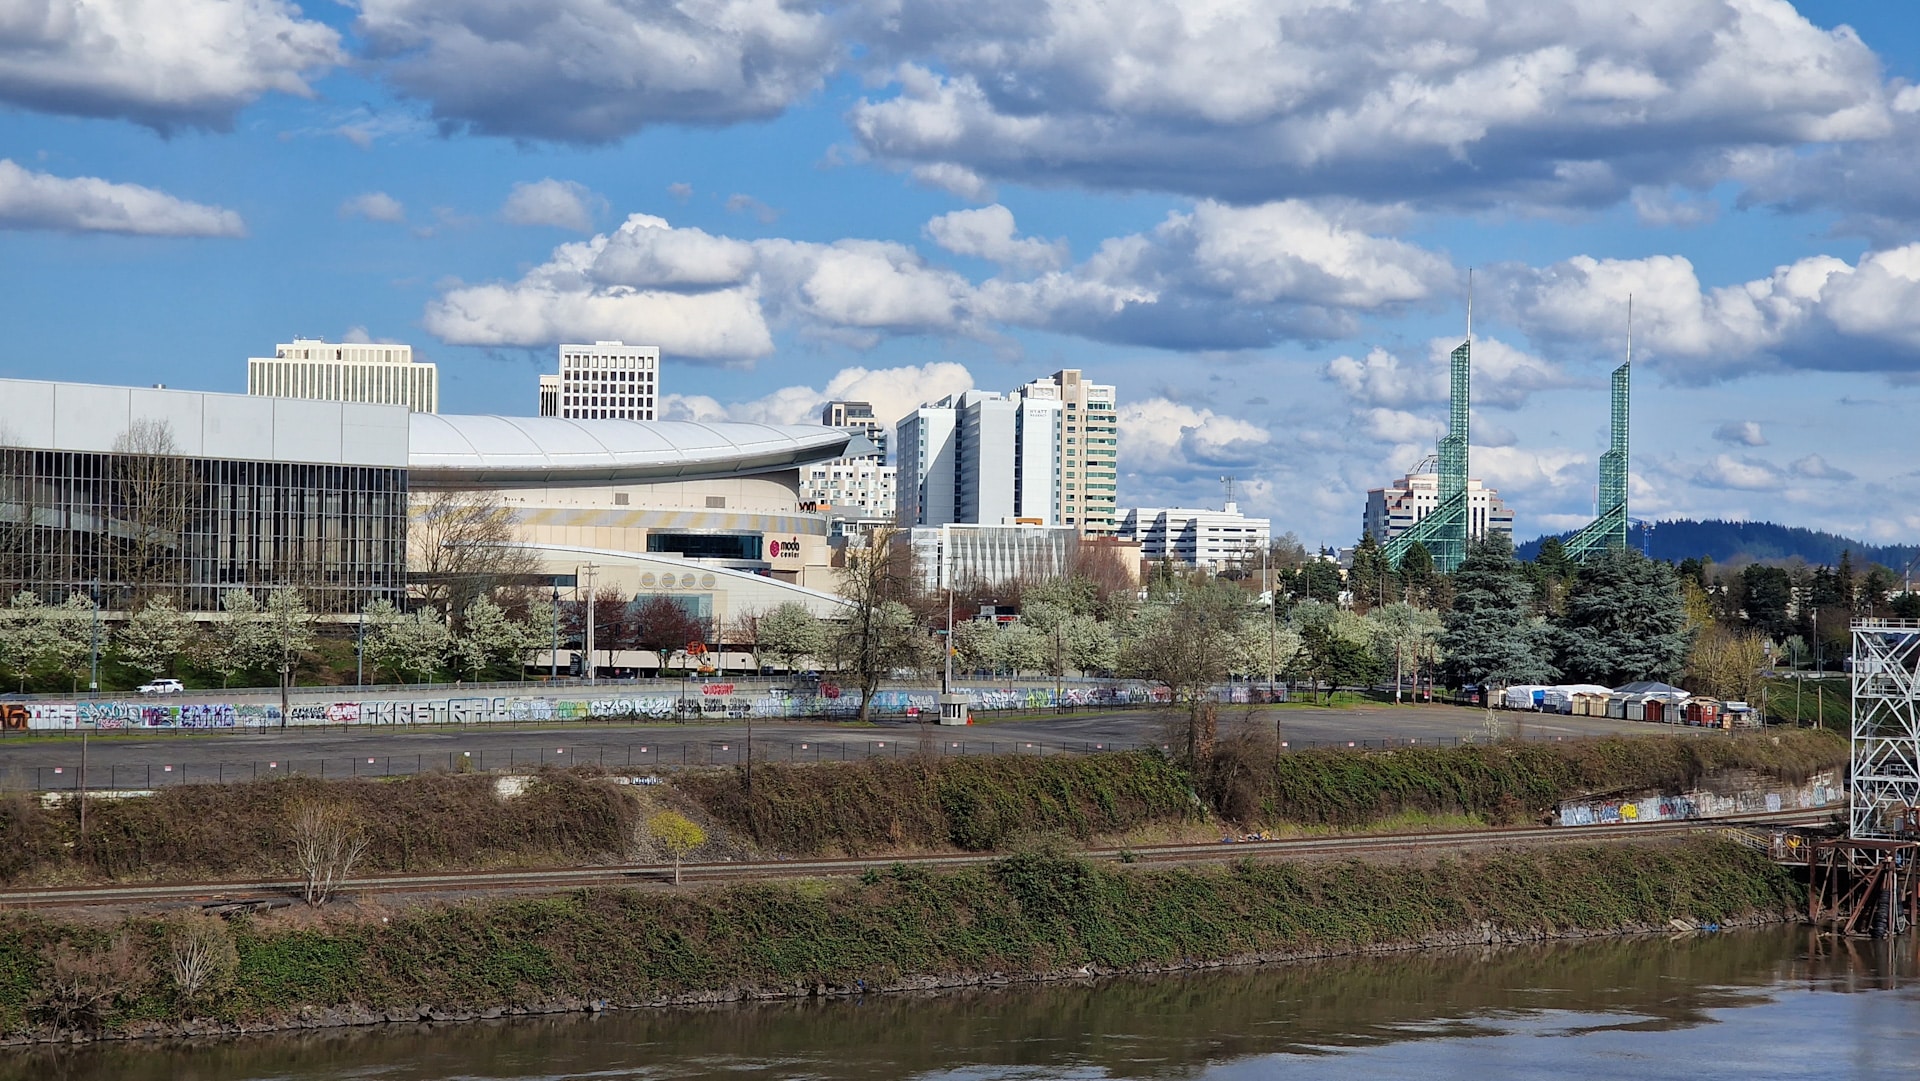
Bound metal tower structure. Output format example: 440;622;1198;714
1565;301;1631;561
1384;330;1471;574
1850;619;1920;840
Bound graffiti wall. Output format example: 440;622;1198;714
1556;770;1840;827
2;680;1179;732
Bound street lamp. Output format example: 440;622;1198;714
549;583;560;681
87;580;100;697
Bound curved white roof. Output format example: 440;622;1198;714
409;415;852;487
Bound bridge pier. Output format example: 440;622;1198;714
1807;839;1920;937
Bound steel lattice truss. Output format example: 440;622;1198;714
1565;361;1630;562
1386;339;1471;574
1851;619;1920;839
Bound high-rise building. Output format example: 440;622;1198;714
1119;503;1271;572
247;338;438;414
1364;472;1514;546
820;400;888;461
897;399;959;526
549;341;659;419
538;374;559;417
1016;370;1117;536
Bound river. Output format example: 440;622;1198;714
6;928;1917;1081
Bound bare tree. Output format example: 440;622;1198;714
288;800;369;906
165;913;239;1003
408;489;542;620
111;418;193;609
1122;580;1251;765
833;526;931;722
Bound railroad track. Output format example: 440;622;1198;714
0;807;1836;910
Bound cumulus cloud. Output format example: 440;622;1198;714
1790;454;1855;482
1325;335;1573;411
1120;398;1271;474
924;204;1064;272
1495;246;1920;380
851;0;1891;209
1712;420;1767;446
356;0;843;142
724;193;780;223
910;163;993;202
664;361;976;430
500;179;605;232
1471;446;1590;498
1693;453;1784;491
0;0;341;130
1358;408;1443;445
0;160;244;237
423;201;1455;358
340;191;406;223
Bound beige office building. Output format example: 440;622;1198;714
1017;370;1117;536
247;338;438;413
553;341;659;420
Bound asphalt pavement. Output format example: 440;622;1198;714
0;703;1687;792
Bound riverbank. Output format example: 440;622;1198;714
0;837;1803;1045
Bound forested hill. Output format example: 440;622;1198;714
1518;519;1919;569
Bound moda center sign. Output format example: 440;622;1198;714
765;536;802;561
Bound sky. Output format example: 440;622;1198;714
4;0;1920;551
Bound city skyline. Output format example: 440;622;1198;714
5;2;1920;549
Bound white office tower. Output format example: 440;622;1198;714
1015;370;1117;536
1120;503;1272;571
554;341;659;419
247;338;438;413
538;374;559;417
898;400;959;526
1364;472;1514;545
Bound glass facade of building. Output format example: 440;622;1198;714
0;447;407;614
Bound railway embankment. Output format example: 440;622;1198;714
0;728;1846;888
0;837;1804;1044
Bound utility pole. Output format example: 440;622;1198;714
550;583;560;680
942;534;954;694
581;562;599;685
355;606;365;687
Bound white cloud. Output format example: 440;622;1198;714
0;0;341;130
500;179;605;232
1693;453;1784;491
1712;420;1767;446
1790;454;1854;482
724;193;781;224
340;191;406;223
1631;187;1719;228
1495;246;1920;380
357;0;842;142
853;0;1891;210
0;159;244;237
664;362;976;430
924;205;1064;272
1120;398;1271;474
1471;446;1590;498
423;201;1455;358
910;163;993;202
1325;335;1573;411
1358;408;1443;446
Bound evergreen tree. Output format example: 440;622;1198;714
1440;536;1554;688
1552;549;1690;686
1740;564;1793;635
1347;533;1393;612
1399;541;1436;604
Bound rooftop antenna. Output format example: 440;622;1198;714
1221;475;1235;508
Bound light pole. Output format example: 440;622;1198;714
549;584;560;681
355;604;365;687
581;562;599;685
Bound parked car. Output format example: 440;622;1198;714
137;678;185;696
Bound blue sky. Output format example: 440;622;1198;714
5;0;1920;551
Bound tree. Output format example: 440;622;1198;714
1685;626;1767;704
631;595;709;674
1398;540;1436;600
264;588;316;715
287;800;368;906
728;608;766;674
408;489;541;619
1552;549;1690;686
116;596;192;679
649;810;706;885
368;607;451;684
1366;602;1442;702
209;589;270;687
1440;536;1555;689
110;418;192;608
41;591;97;689
1347;532;1393;613
1121;579;1249;764
0;591;49;688
833;527;929;721
1289;601;1377;702
759;602;824;673
357;599;403;682
566;586;631;674
1741;564;1793;636
454;594;523;680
